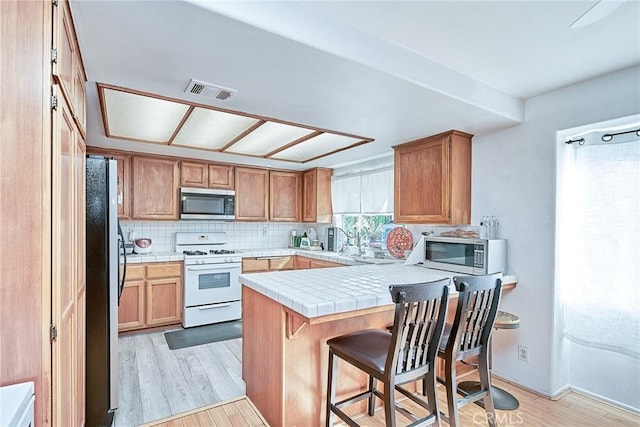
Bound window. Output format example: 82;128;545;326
336;214;393;248
558;120;639;359
331;163;394;250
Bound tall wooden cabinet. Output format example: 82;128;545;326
302;168;333;223
52;1;87;426
393;130;472;224
1;1;87;425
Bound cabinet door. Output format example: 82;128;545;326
269;256;294;271
118;264;145;331
131;156;179;220
394;131;471;224
302;170;317;222
74;136;86;427
208;163;234;189
302;168;333;223
52;0;76;114
270;171;301;221
73;57;86;137
114;154;131;219
235;167;269;221
181;161;208;188
294;256;311;270
147;277;183;326
118;280;146;331
51;92;77;426
394;136;450;223
309;259;343;269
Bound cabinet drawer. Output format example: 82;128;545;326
269;256;294;271
183;301;241;328
125;264;145;281
242;258;269;273
146;263;181;279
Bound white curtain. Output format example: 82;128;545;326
561;135;640;359
331;174;361;213
332;167;394;214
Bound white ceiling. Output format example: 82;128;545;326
70;0;640;171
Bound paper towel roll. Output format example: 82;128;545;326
403;236;426;265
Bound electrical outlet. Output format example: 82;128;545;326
518;345;529;362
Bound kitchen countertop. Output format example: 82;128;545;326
239;263;518;318
120;247;405;265
122;251;184;263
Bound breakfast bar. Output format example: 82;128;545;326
239;263;517;426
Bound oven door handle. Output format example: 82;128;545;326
186;264;241;272
198;304;232;310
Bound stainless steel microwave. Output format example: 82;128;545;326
180;187;235;220
423;236;506;275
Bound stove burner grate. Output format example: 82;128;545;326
183;250;208;256
210;249;236;255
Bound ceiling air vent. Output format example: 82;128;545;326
185;79;237;101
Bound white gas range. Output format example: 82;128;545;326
176;232;242;328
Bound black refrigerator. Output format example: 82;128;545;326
86;155;126;426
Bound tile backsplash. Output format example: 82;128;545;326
121;220;330;252
120;220;479;253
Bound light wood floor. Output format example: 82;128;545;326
139;396;268;427
118;329;639;427
115;328;245;427
337;374;640;427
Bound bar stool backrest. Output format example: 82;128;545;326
447;274;503;361
387;278;451;385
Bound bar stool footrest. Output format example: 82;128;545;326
458;381;520;410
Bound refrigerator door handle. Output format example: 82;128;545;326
117;222;127;304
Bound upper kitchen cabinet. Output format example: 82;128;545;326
114;154;131;219
180;161;235;190
269;170;302;222
180;161;208;188
235;167;269;221
302;168;333;223
131;156;179;220
393;130;472;224
87;149;131;219
53;0;86;136
209;163;234;190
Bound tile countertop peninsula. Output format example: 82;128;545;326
239;258;518;318
238;255;517;427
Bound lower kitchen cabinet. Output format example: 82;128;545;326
242;255;342;273
242;256;295;273
118;262;182;332
294;255;344;270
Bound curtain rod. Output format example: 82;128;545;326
566;128;640;145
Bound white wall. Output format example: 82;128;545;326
471;65;640;398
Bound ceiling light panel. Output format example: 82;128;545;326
226;121;316;156
103;88;189;143
272;133;363;162
172;107;260;149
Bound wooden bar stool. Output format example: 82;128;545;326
326;278;451;427
436;273;503;427
458;310;521;410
